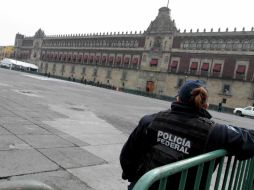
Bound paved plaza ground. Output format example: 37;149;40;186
0;68;253;190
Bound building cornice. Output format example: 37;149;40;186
171;48;254;56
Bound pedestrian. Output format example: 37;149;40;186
81;76;84;83
218;102;222;112
120;80;254;190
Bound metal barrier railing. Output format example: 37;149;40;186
0;180;54;190
132;149;254;190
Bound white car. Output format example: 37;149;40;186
233;106;254;117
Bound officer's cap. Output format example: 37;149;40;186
177;80;207;104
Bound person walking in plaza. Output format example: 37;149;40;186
120;80;254;190
218;101;222;112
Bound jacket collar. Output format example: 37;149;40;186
171;102;212;119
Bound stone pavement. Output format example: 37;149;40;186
0;70;133;190
0;69;254;190
0;98;129;190
0;103;129;190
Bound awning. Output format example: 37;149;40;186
124;57;130;64
213;64;222;72
236;65;246;74
190;62;198;70
170;61;178;68
102;56;107;61
132;58;138;64
150;59;158;65
109;57;114;62
116;57;121;63
78;55;83;61
96;56;100;60
0;58;38;70
201;63;209;71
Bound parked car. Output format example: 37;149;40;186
233;106;254;117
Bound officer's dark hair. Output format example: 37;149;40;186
189;87;208;110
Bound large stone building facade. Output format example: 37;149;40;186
14;7;254;109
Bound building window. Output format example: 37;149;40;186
115;56;122;67
81;67;86;75
71;65;75;74
170;60;178;73
142;54;147;62
62;54;66;62
250;40;254;50
121;70;127;80
131;57;138;64
242;40;251;50
106;69;112;79
95;55;100;64
164;56;169;63
251;86;254;99
84;55;88;63
61;65;65;75
44;63;48;73
93;67;97;77
212;63;222;77
189;62;198;75
72;54;77;62
210;40;218;50
52;64;56;74
108;56;114;63
222;98;227;104
67;54;72;62
40;63;43;70
202;40;210;49
201;63;209;76
196;40;202;49
150;58;158;67
89;55;94;63
59;54;62;61
124;57;130;68
131;57;139;69
226;40;233;50
222;84;231;96
55;53;58;61
190;40;196;49
190;62;198;70
235;65;246;80
78;54;83;63
201;63;209;71
102;56;107;65
176;78;184;88
183;40;189;49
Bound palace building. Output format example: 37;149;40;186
14;6;254;109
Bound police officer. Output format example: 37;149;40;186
120;80;254;190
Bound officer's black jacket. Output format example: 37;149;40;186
120;102;254;186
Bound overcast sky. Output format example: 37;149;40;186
0;0;253;46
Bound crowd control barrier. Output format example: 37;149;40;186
132;149;254;190
0;180;54;190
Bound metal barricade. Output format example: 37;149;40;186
0;180;54;190
132;149;254;190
